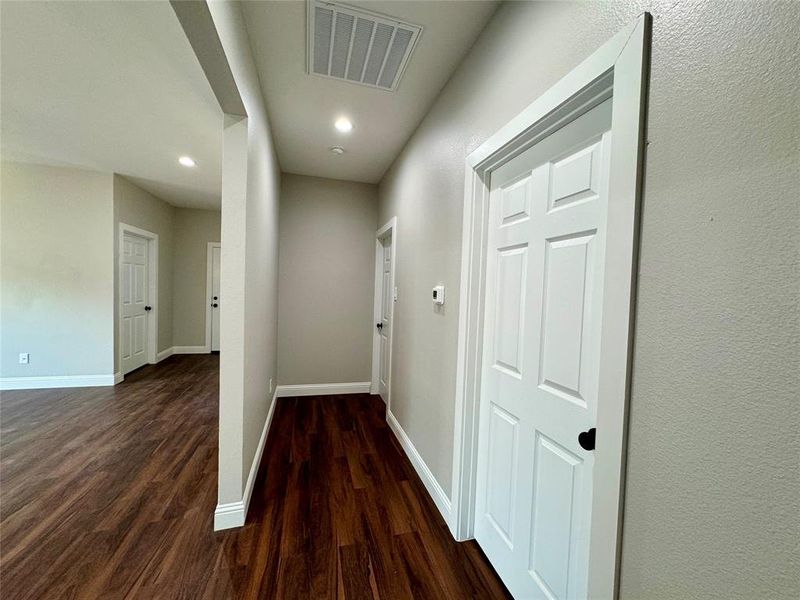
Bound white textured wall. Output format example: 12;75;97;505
277;174;377;385
0;162;114;378
378;1;800;598
209;1;281;506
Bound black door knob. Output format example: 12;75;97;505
376;322;383;329
144;305;152;312
212;303;218;308
578;427;596;451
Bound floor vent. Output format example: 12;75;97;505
307;0;422;91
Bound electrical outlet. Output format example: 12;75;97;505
19;353;29;365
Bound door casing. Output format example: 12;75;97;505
118;222;159;373
450;14;651;599
371;217;397;408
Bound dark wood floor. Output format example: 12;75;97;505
0;354;509;599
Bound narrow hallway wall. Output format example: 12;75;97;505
207;1;281;517
277;174;377;386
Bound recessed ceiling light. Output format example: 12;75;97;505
330;146;345;155
178;156;196;168
334;117;353;133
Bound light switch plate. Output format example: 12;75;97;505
19;353;30;364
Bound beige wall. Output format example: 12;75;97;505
278;174;377;385
378;1;800;598
209;1;281;506
172;208;221;347
0;162;114;378
113;174;174;369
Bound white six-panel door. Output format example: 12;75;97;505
474;99;613;599
120;232;149;375
378;233;393;401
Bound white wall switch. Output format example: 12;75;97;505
19;353;30;364
432;285;445;305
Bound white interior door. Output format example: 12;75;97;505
120;232;150;375
211;245;221;352
474;99;613;599
377;233;393;401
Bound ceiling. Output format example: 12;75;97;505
243;0;499;184
0;1;223;209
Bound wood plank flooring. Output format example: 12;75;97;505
0;354;509;599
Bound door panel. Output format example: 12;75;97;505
494;245;527;376
120;232;149;374
539;232;595;405
529;434;585;599
486;403;519;548
475;99;612;599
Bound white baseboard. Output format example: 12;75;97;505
276;381;371;397
214;388;278;531
155;347;174;362
114;372;124;384
387;409;453;526
172;345;209;354
0;373;118;391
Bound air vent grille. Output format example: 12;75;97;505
308;1;422;91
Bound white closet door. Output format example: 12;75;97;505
475;99;613;599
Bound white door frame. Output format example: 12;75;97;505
205;241;222;353
118;222;159;368
450;14;650;598
370;217;397;407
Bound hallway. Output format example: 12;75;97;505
0;355;508;599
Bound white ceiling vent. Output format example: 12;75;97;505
307;1;422;91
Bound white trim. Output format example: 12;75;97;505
212;501;246;531
214;387;278;530
172;345;208;354
114;371;124;384
387;409;452;524
155;347;174;362
370;217;397;407
119;222;159;374
276;382;371;397
205;242;221;353
450;14;651;599
0;374;118;390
